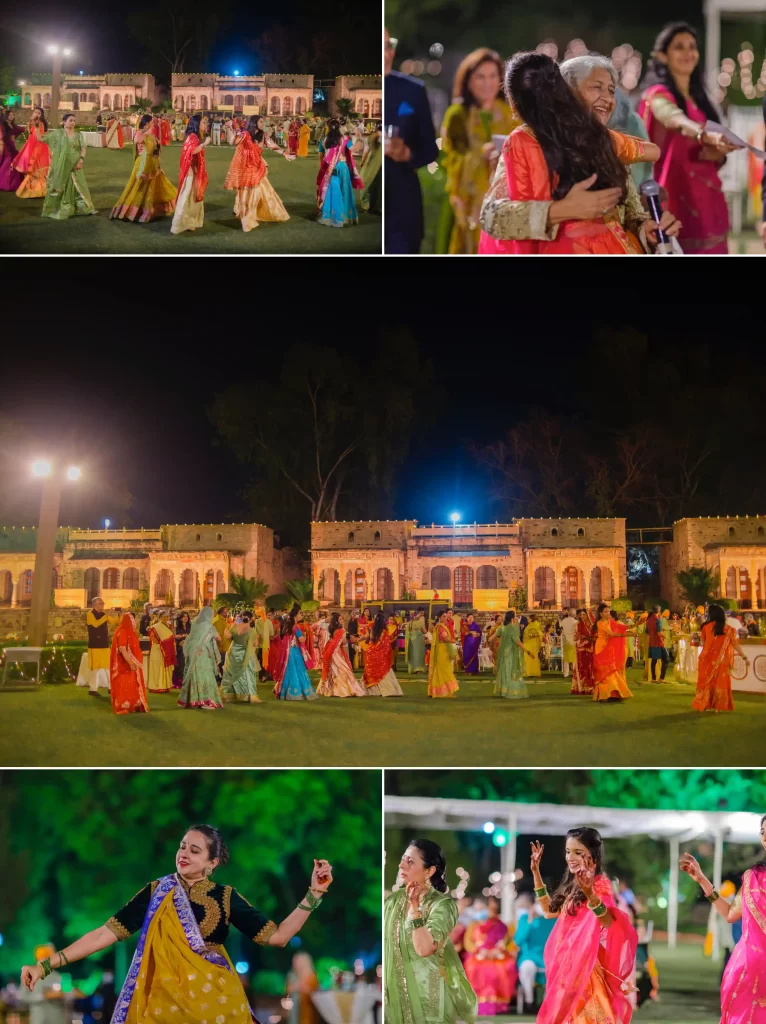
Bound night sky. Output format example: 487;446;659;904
1;312;761;546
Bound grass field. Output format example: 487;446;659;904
497;944;721;1024
1;665;763;767
0;141;381;254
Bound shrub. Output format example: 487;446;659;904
611;597;633;613
265;593;291;612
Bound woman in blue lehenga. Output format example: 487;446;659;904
316;119;364;227
274;606;318;702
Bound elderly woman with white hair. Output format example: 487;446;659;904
479;52;681;253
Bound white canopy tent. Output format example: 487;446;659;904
704;0;766;90
385;796;763;956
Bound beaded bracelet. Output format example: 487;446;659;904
706;888;721;903
534;885;548;899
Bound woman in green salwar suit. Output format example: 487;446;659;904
494;610;529;699
221;611;262;703
177;606;223;709
385;839;477;1024
406;611;427;674
41;114;97;220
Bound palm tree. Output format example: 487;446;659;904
128;97;152;115
335;98;354;119
676;567;720;607
285;578;314;606
216;573;270;608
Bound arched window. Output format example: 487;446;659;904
0;570;13;605
215;570;225;596
204;570;215;601
589;567;613;604
24;93;31;106
347;531;355;542
295;96;304;113
51;567;60;589
373;530;381;541
234;94;243;111
376;567;394;600
282;96;292;114
195;533;201;541
154;568;173;603
431;566;451;590
577;527;585;537
123;567;139;589
551;527;558;537
476;565;498;589
103;567;121;589
245;94;255;105
343;569;353;606
18;568;34;606
70;92;80;109
180;568;197;606
124;94;130;109
188;95;196;110
759;526;765;536
103;93;111;108
270;96;280;113
453;566;474;604
561;566;581;607
373;98;382;116
728;526;735;536
223;94;233;105
533;566;555;605
216;532;222;542
43;93;51;108
33;92;41;107
84;567;100;603
200;94;208;108
113;94;122;109
80;92;87;102
89;92;97;103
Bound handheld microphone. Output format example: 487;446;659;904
639;178;675;254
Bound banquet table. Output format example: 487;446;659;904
82;132;106;147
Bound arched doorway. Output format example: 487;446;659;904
216;570;226;597
431;565;450;591
322;569;341;604
204;570;215;603
71;92;79;110
270;96;280;114
589;566;614;604
453;566;474;605
180;569;197;606
343;569;353;606
376;567;394;600
533;566;556;606
476;565;497;589
561;566;581;608
84;567;100;603
0;570;13;605
354;568;366;605
154;568;174;603
123;567;139;589
103;567;121;590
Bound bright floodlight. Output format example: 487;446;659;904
48;44;59;54
66;466;81;481
450;511;461;523
483;821;495;834
63;48;72;56
233;69;240;76
32;459;52;477
104;518;111;528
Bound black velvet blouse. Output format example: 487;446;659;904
105;877;277;947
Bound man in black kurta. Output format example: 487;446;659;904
83;597;119;695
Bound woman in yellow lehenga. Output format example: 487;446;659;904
428;611;459;698
147;611;176;693
523;613;543;678
21;825;334;1024
437;48;520;254
110;113;177;222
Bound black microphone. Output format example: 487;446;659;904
639;178;676;254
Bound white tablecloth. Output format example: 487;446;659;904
75;652;110;690
674;637;766;692
82;132;105;147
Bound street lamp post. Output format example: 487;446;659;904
27;461;80;647
48;45;72;128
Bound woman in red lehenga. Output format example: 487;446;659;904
691;604;750;712
109;613;149;715
463;896;518;1015
14;106;51;199
361;612;403;696
316;613;366;697
224;115;294;232
573;608;595;695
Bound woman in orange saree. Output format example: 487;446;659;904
592;604;633;702
110;613;149;715
361;611;403;696
691;604;750;712
531;828;637;1024
14;107;51;198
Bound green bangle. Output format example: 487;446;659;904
706;888;721;904
304;889;323;910
589;901;608;918
410;917;426;929
39;958;52;979
534;885;548;899
298;902;312;912
58;950;69;967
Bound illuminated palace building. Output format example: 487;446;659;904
311;516;766;611
0;524;299;609
18;73;382;118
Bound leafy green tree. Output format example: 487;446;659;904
216;573;270;608
285;579;314;607
676;568;720;608
335;98;354;118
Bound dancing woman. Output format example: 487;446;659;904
21;824;334;1023
522;613;543;679
273;606;318;701
461;613;482;675
224;115;293;233
573;608;596;694
316;612;367;697
221;610;261;704
406;609;427;674
110;613;149;715
171;114;210;234
361;611;404;696
493;610;528;700
691;603;750;712
40;113;96;219
385;839;478;1024
530;829;637;1024
177;606;223;710
0;109;24;192
592;603;633;702
147;610;176;693
680;819;766;1022
110;113;177;223
13;106;50;198
427;611;459;698
316;118;364;227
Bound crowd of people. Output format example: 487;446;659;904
79;596;759;715
384;21;766;254
0;105;382;231
385;822;766;1024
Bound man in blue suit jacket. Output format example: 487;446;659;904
385;28;439;254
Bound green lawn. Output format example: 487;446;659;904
489;943;722;1024
0;142;380;254
1;665;763;767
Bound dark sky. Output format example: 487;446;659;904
4;0;379;82
1;313;762;540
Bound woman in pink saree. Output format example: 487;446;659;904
638;22;742;254
530;828;637;1024
680;823;766;1024
463;896;517;1014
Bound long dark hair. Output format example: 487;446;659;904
549;827;604;915
185;113;203;138
328;612;342;634
408;838;448;893
325;117;342;149
371;610;386;643
504;610;515;625
706;603;726;638
755;814;766;868
281;603;301;638
640;22;720;125
452;47;503;110
504;51;627;203
592;601;609;636
138;113;153;131
246;115;264;144
186;823;230;869
33;106;48;131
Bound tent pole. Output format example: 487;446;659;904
668;837;679;949
712;830;724;959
